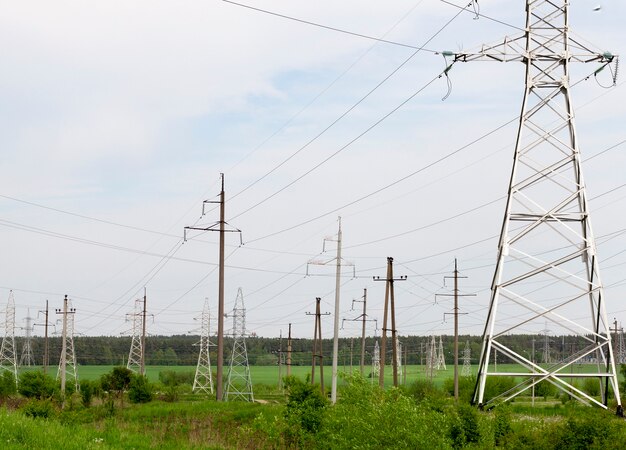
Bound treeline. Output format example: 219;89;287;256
15;333;595;367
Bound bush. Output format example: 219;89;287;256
407;379;445;403
482;376;517;403
443;375;477;403
320;375;451;449
284;376;327;432
128;375;153;404
158;370;194;387
79;379;97;407
22;399;55;419
18;371;56;400
0;370;17;398
100;366;132;404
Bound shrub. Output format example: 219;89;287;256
280;375;328;447
79;379;96;407
128;375;153;404
18;371;56;400
22;399;55;419
100;366;132;404
535;379;557;400
493;404;513;446
482;376;517;403
158;370;194;387
0;370;17;398
443;375;477;403
320;375;451;449
407;378;445;403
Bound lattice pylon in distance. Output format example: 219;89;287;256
193;298;214;395
225;288;254;402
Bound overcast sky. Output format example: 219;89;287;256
1;0;625;343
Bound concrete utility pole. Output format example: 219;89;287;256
440;259;474;401
287;323;292;376
307;297;330;394
344;289;375;376
374;257;406;388
307;217;353;403
55;295;77;395
141;287;147;375
185;174;240;402
278;330;283;390
34;300;51;375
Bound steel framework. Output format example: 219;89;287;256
126;299;144;374
436;336;447;371
424;335;437;379
462;341;472;377
371;340;380;379
56;298;78;393
615;322;626;365
19;309;35;367
459;1;622;411
0;291;18;384
225;288;254;402
193;299;214;394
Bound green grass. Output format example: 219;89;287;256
20;363;623;389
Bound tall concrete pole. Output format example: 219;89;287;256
217;174;226;401
141;287;147;376
360;289;367;376
331;218;342;404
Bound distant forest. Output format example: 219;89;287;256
14;334;599;367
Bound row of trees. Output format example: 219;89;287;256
14;333;600;367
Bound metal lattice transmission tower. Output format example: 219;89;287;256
225;288;253;402
372;340;380;378
19;309;36;367
0;291;18;384
56;297;78;393
616;326;626;365
193;298;214;394
425;335;437;379
463;1;622;411
436;336;447;371
126;299;144;374
462;341;472;377
396;340;403;377
542;327;552;365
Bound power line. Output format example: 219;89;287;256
221;0;438;52
228;5;468;210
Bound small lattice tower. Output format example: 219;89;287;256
462;340;472;377
616;323;626;365
436;336;447;371
542;327;552;365
425;335;437;378
193;298;214;394
372;340;380;378
56;298;78;393
19;309;35;367
0;291;18;384
225;288;253;401
395;339;403;377
126;299;144;374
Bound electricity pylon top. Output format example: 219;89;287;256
456;1;621;413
